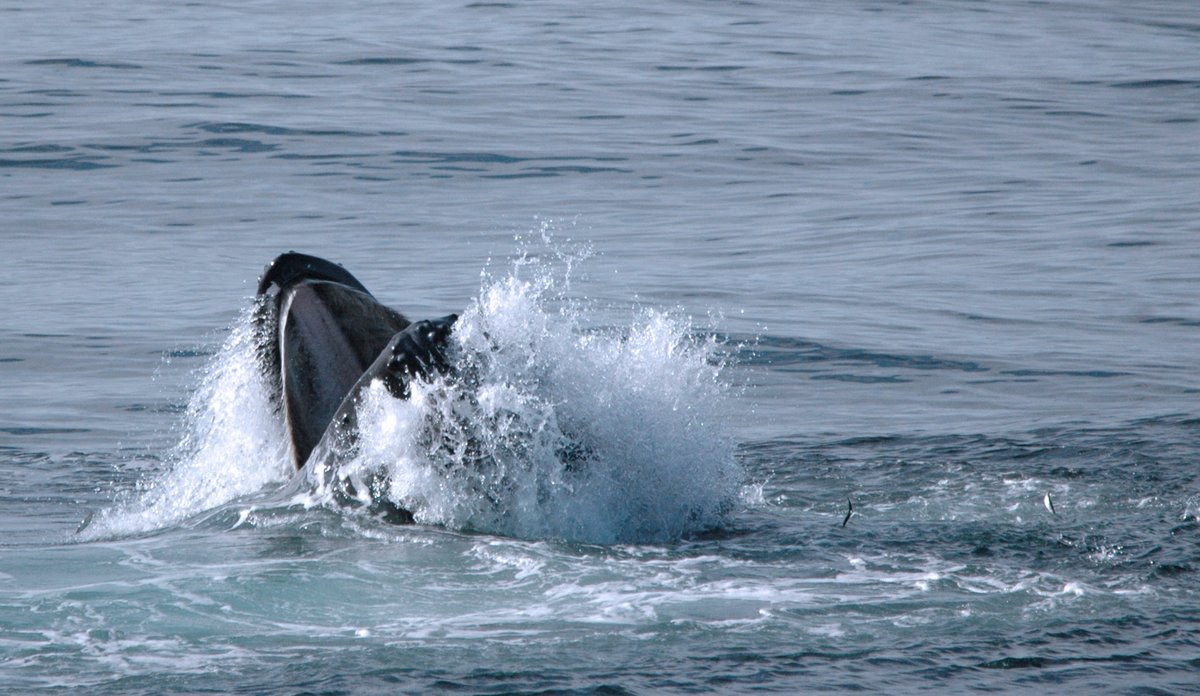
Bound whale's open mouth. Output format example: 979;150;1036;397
254;252;457;471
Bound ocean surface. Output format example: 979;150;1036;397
2;1;1198;692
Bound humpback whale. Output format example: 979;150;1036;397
255;252;457;520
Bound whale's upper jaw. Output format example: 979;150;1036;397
257;251;371;297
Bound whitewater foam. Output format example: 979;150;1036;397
80;305;291;539
328;250;743;542
88;244;742;543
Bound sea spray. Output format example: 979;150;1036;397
81;304;291;539
340;251;743;543
86;244;741;543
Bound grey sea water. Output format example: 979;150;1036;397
2;1;1198;693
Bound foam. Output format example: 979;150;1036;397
328;248;743;543
80;305;290;539
88;242;742;544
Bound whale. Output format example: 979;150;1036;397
255;252;457;519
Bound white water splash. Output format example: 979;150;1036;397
87;243;741;543
81;305;291;539
333;247;742;543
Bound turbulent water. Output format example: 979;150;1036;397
2;1;1199;693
